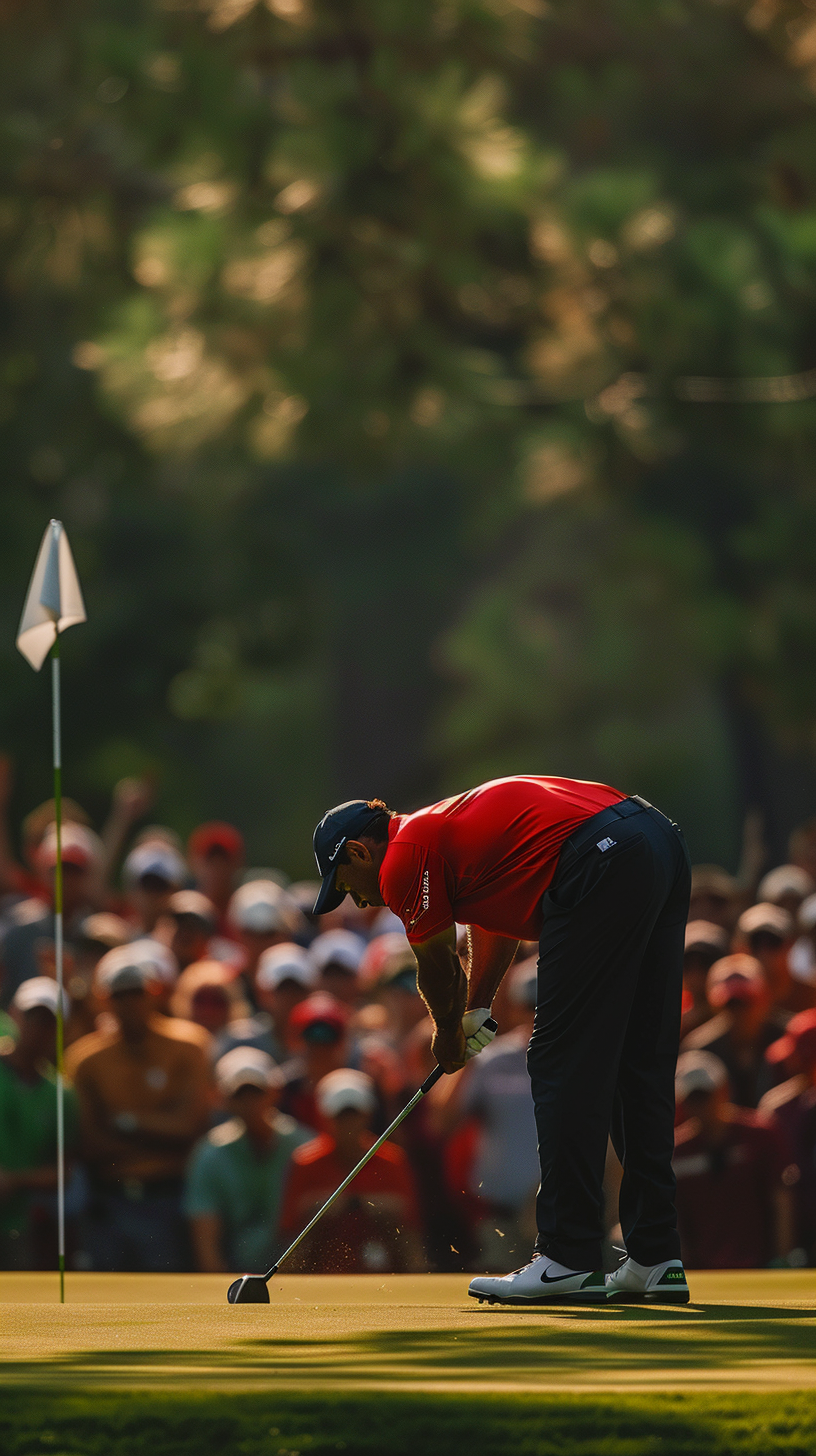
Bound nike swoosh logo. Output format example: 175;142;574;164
539;1269;592;1284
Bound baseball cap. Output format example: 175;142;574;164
758;864;815;907
37;823;101;870
798;893;816;933
316;1067;376;1119
12;976;67;1017
707;953;766;1008
124;841;187;890
736;902;794;944
228;880;296;935
289;991;347;1044
76;912;132;952
675;1049;728;1100
188;822;244;861
256;942;318;992
359;932;417;989
95;945;152;996
215;1045;283;1098
509;956;538;1008
312;801;388;915
125;937;179;987
684;921;728;959
309;929;366;977
167;890;217;930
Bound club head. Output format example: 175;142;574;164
227;1275;270;1304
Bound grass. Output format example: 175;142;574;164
2;1389;816;1456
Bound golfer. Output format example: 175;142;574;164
312;776;691;1304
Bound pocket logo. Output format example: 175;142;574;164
596;837;616;852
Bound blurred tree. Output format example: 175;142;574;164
2;0;816;872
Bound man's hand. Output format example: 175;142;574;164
462;1008;497;1060
432;1019;467;1073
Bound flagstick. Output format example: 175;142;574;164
51;637;65;1305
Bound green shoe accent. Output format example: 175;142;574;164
581;1271;607;1289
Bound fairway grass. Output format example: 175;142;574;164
2;1389;816;1456
1;1274;813;1454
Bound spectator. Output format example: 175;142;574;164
673;1051;797;1268
158;890;217;971
688;865;741;931
187;822;244;934
455;956;540;1271
309;929;367;1006
66;947;211;1271
119;939;212;1057
123;839;187;934
278;993;351;1131
760;1014;816;1262
0;823;102;1006
681;954;784;1107
734;903;812;1017
0;978;76;1269
169;960;248;1051
254;943;318;1060
65;912;131;1046
279;1069;423;1272
359;934;425;1046
681;921;728;1038
758;865;815;919
227;880;306;1000
185;1046;311;1273
790;893;816;991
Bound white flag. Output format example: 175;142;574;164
16;520;86;671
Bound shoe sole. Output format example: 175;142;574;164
606;1289;690;1304
469;1288;608;1306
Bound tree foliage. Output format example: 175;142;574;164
2;0;816;868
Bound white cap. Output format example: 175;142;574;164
310;930;366;976
508;955;537;1008
256;942;318;992
675;1050;728;1100
799;893;816;933
38;822;102;869
124;841;187;890
125;937;179;987
315;1067;377;1118
12;976;67;1017
228;879;297;934
215;1045;283;1097
758;864;815;905
95;945;152;995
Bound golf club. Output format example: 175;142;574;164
226;1023;497;1303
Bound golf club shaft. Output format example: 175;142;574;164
264;1063;444;1278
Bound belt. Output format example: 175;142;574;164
562;794;655;858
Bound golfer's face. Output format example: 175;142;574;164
335;846;383;908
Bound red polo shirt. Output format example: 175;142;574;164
379;775;624;944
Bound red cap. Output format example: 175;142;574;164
187;822;244;862
289;991;348;1037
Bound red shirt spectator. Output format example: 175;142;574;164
279;1069;421;1272
378;776;623;943
673;1108;793;1268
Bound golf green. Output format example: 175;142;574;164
0;1273;813;1454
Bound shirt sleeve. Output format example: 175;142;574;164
380;841;454;944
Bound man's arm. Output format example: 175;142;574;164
465;926;520;1010
412;927;468;1072
413;925;520;1072
190;1213;227;1273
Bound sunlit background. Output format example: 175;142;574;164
4;0;816;874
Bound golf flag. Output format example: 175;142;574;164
16;518;86;1304
16;520;86;671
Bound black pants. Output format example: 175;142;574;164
527;796;691;1271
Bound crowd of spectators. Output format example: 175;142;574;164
1;767;815;1276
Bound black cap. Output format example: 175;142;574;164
312;801;382;916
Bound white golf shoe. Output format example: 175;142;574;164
605;1256;690;1304
469;1254;607;1305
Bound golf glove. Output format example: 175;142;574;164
462;1008;496;1060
